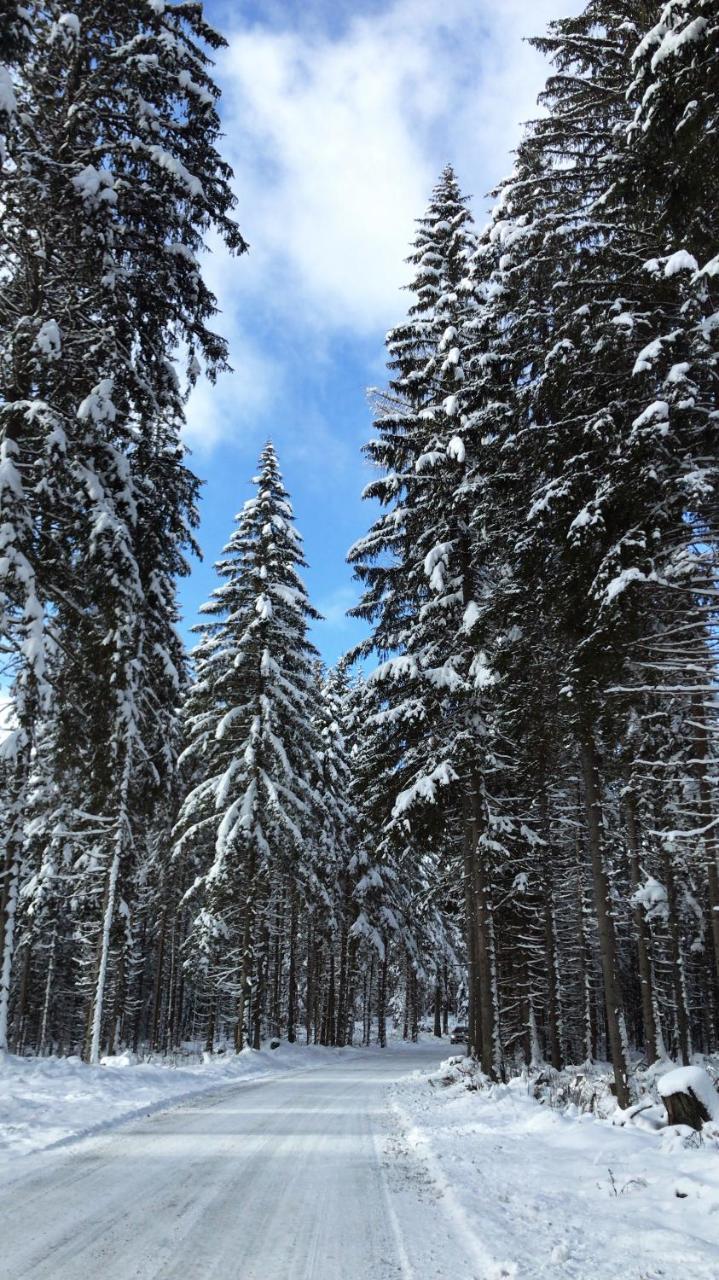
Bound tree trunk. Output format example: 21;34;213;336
0;758;29;1054
85;847;120;1065
690;694;719;1000
287;894;297;1043
578;727;631;1107
624;792;660;1064
150;909;167;1051
542;866;563;1070
377;939;387;1048
662;842;691;1065
205;991;217;1054
465;779;497;1077
305;917;314;1046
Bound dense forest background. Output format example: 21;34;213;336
1;1;718;1110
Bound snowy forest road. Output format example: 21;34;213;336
1;1043;480;1280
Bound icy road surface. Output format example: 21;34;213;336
1;1043;473;1280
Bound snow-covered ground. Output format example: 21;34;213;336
3;1041;719;1278
0;1040;350;1169
391;1055;719;1279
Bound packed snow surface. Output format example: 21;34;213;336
0;1041;336;1166
3;1043;719;1278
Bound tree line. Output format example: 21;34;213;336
2;2;718;1106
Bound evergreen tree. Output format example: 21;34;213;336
175;444;326;1051
0;0;245;1056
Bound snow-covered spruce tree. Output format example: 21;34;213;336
0;2;245;1057
471;1;677;1105
465;0;719;1091
620;2;719;992
175;444;327;1052
311;662;359;1046
349;165;509;1076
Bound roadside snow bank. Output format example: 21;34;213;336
0;1042;350;1171
389;1056;719;1280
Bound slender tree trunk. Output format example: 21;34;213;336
578;727;631;1107
410;966;419;1043
287;893;297;1043
336;919;348;1048
252;937;263;1050
39;929;57;1055
305;919;314;1045
662;842;691;1064
149;908;167;1051
538;768;562;1069
0;762;28;1055
462;807;481;1059
363;956;374;1046
377;939;387;1048
344;936;358;1046
205;991;217;1054
624;792;660;1063
433;976;442;1038
235;860;257;1053
542;864;563;1070
313;936;322;1045
85;847;120;1065
465;779;497;1077
273;912;282;1038
691;694;719;998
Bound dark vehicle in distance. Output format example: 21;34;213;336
450;1024;469;1047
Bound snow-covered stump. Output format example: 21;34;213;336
659;1066;719;1132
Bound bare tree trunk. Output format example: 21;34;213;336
39;930;57;1055
542;865;563;1070
410;966;419;1043
305;917;314;1046
578;727;631;1107
462;812;481;1058
662;842;691;1064
433;975;442;1038
465;780;497;1077
205;991;217;1054
287;893;297;1043
691;694;719;998
335;920;349;1048
624;793;660;1063
377;939;388;1048
0;747;30;1056
363;956;374;1046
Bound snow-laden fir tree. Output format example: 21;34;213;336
349;164;507;1075
175;444;327;1052
0;0;245;1057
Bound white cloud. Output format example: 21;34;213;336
183;338;279;453
315;582;359;629
188;0;584;450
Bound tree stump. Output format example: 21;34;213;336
662;1087;710;1131
659;1066;719;1131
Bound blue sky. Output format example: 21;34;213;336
180;0;583;665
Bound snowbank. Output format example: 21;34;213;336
0;1042;353;1172
389;1056;719;1279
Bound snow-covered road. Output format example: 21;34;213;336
1;1042;470;1280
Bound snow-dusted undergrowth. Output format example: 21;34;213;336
0;1041;357;1171
389;1055;719;1279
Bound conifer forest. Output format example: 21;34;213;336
2;0;719;1159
